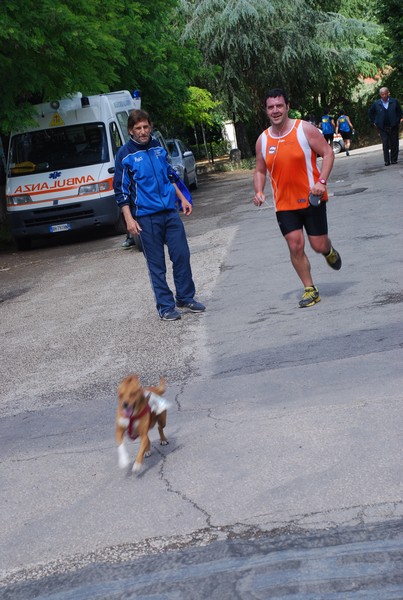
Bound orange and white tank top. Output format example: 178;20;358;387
261;119;327;211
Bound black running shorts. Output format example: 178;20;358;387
276;202;328;237
339;130;351;140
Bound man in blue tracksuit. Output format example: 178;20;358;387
113;109;205;321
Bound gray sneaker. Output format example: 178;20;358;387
176;300;206;312
122;236;136;249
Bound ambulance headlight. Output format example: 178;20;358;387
7;194;31;206
78;181;111;195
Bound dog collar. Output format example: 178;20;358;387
127;404;151;440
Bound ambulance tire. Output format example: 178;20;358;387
15;237;32;251
133;234;143;253
112;213;127;235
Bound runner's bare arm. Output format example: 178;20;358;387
253;135;267;206
303;122;334;195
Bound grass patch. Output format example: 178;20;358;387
214;157;256;172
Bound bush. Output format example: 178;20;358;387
214;157;256;172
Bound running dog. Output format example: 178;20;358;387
116;374;169;474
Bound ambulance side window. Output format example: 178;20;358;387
110;122;123;157
116;111;130;142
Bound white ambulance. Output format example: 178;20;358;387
6;90;141;249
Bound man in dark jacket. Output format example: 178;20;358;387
368;87;402;165
113;109;205;321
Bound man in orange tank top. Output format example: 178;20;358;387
253;88;342;308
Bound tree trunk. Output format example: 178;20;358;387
234;121;253;158
193;126;201;159
0;135;8;224
0;185;6;225
201;123;210;163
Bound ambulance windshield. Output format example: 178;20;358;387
8;122;109;176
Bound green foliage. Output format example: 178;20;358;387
374;0;403;98
0;0;204;134
0;0;396;156
113;1;204;127
180;0;380;131
181;86;222;127
0;0;124;132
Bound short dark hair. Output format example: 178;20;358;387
127;109;152;131
265;88;289;106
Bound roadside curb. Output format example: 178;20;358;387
196;157;231;175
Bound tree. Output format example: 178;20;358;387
112;1;204;127
181;86;222;159
180;0;379;154
374;0;403;97
0;0;203;134
0;0;125;133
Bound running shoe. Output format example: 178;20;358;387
176;300;206;312
299;286;320;308
323;246;342;270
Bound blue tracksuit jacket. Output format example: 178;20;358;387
113;135;179;216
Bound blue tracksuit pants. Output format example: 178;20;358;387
137;210;196;316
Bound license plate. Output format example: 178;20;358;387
49;223;71;233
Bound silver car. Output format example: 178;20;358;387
166;138;198;189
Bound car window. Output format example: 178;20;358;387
110;122;123;156
166;141;179;157
178;141;187;154
116;111;130;142
153;130;170;155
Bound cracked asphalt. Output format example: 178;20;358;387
1;142;403;598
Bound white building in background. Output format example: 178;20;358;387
222;120;238;150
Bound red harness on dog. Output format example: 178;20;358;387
127;404;151;440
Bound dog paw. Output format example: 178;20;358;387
144;450;152;458
118;455;130;469
160;440;169;446
118;444;130;469
132;461;143;474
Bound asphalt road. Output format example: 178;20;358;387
1;143;403;598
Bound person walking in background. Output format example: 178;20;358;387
368;87;402;166
113;109;205;321
253;88;342;309
320;109;335;146
336;111;354;156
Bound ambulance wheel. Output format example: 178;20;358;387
113;214;127;235
133;234;143;253
15;237;32;251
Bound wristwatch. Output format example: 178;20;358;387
318;178;327;185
